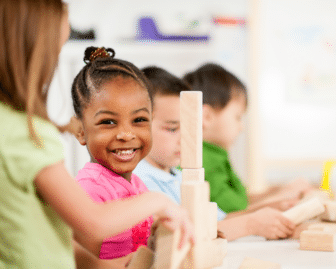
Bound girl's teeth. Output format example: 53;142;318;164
116;149;134;155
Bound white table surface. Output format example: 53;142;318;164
215;236;336;269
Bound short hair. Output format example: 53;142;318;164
142;66;190;101
183;63;247;109
72;47;152;118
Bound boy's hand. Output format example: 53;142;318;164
248;207;295;240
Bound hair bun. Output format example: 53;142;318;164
83;47;115;64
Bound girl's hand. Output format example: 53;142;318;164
156;203;195;249
248;207;295;240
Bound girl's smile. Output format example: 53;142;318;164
76;76;152;181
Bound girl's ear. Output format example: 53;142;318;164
70;116;86;146
202;104;215;130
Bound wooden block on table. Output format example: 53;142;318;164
300;230;336;251
207;202;218;240
180;91;203;169
182;168;204;182
282;197;325;225
126;246;153;269
181;181;209;242
308;222;336;233
239;256;281;269
321;201;336;222
152;225;191;269
182;238;227;269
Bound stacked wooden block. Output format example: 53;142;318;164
179;91;227;269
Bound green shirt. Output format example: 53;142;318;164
203;141;248;213
0;103;75;268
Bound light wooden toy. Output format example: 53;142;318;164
282;197;325;225
126;246;154;269
300;230;336;252
239;257;281;269
320;201;336;222
153;91;227;269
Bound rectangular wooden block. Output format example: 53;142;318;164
152;225;191;269
321;201;336;222
239;257;281;269
208;202;218;240
181;181;209;242
182;238;227;269
180;91;203;169
282;197;325;225
308;222;336;233
300;230;336;252
126;246;153;269
182;168;204;182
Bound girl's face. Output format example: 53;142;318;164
77;76;152;181
204;93;246;150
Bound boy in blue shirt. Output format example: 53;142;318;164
134;66;295;241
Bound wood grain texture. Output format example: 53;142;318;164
180;91;203;169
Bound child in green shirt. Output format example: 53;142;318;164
183;63;313;214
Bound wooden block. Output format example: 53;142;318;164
181;181;209;242
153;225;191;269
300;189;331;204
282;197;325;225
239;257;281;269
321;201;336;222
182;168;204;182
300;230;336;251
180;91;203;169
208;202;218;240
126;246;153;269
182;238;227;269
308;222;336;233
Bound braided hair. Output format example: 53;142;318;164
71;47;152;118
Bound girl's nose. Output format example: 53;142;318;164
116;131;136;141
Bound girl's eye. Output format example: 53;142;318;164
100;120;116;125
134;117;148;123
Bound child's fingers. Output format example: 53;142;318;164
178;220;195;250
279;215;296;230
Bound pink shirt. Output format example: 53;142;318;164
76;162;153;259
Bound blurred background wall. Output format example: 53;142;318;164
48;0;336;192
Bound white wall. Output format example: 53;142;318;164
49;0;336;191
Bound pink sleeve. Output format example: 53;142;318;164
132;174;150;194
77;179;111;203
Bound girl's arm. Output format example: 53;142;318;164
35;161;194;256
73;240;133;269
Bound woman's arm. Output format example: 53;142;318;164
35;161;194;256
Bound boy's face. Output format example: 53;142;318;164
145;94;181;172
205;94;246;150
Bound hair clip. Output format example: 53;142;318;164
85;47;116;64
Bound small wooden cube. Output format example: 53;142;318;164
182;168;204;182
300;230;336;252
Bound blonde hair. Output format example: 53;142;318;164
0;0;66;144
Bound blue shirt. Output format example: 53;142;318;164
134;159;226;221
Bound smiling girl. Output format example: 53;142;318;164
71;47;156;260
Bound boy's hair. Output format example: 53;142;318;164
142;66;190;101
72;47;153;118
0;0;66;142
183;63;247;109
